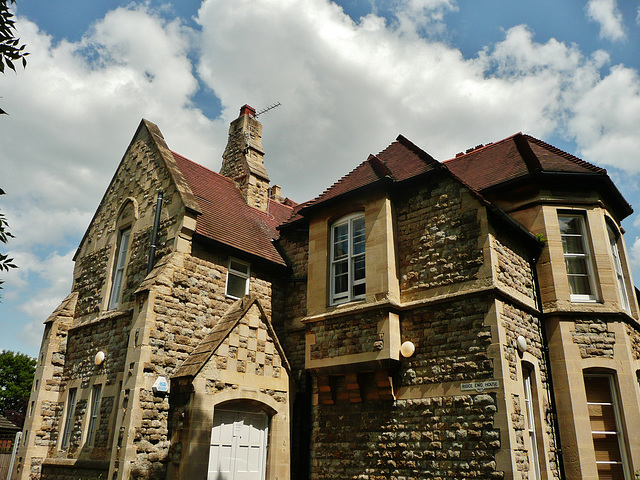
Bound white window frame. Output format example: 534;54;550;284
225;258;250;299
61;388;77;449
330;213;366;305
85;384;102;446
584;373;631;480
523;366;542;480
108;227;131;310
607;224;631;313
558;214;597;302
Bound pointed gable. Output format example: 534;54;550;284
299;135;441;213
172;294;290;381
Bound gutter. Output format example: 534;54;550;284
530;251;566;480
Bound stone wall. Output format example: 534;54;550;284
571;319;616;358
626;324;640;360
500;304;545;381
401;298;493;384
75;247;111;318
129;252;280;479
63;314;133;388
494;237;536;300
396;179;483;295
309;309;383;361
312;393;502;480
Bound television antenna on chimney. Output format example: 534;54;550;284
254;102;281;118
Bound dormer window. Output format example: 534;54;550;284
226;258;250;299
558;214;597;302
108;227;131;310
331;213;365;305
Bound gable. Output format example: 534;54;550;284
172;295;290;383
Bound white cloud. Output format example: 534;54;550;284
4;0;640;352
586;0;626;42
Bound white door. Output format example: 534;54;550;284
208;410;269;480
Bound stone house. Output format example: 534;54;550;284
14;105;640;480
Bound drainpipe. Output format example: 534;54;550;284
530;252;566;480
147;191;164;274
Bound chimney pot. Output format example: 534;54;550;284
239;104;256;117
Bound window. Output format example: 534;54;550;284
108;227;131;310
584;374;630;480
559;214;597;301
61;388;77;448
607;224;630;313
85;384;102;446
226;258;250;299
331;213;365;305
523;367;542;480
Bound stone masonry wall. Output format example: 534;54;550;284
75;246;111;318
401;298;493;384
309;309;383;361
63;314;133;389
494;237;536;300
626;324;640;360
396;179;483;296
500;304;545;382
312;393;502;480
129;252;280;479
571;319;616;358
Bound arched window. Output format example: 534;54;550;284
108;199;137;310
330;213;365;305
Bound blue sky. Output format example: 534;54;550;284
1;0;640;357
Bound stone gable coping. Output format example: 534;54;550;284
44;292;78;324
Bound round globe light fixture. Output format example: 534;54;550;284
94;350;106;366
400;341;415;358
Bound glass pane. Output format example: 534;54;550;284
568;275;592;295
596;461;625;480
229;260;249;275
565;257;589;275
352;282;365;297
333;261;348;295
227;273;247;298
593;433;622;462
563;235;586;255
589;404;618;432
352;217;365;255
559;216;581;235
353;256;365;281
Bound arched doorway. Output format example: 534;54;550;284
208;408;269;480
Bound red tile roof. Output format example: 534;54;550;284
172;152;294;266
300;135;441;212
444;133;606;191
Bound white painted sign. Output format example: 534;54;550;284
461;380;499;392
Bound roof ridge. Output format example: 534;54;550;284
368;154;394;179
171;151;239;186
446;133;521;162
396;135;441;167
522;134;607;174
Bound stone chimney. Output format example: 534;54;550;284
220;105;271;211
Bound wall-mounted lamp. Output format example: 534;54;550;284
516;336;528;354
400;341;415;358
94;351;106;366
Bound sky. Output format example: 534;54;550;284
1;0;640;357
